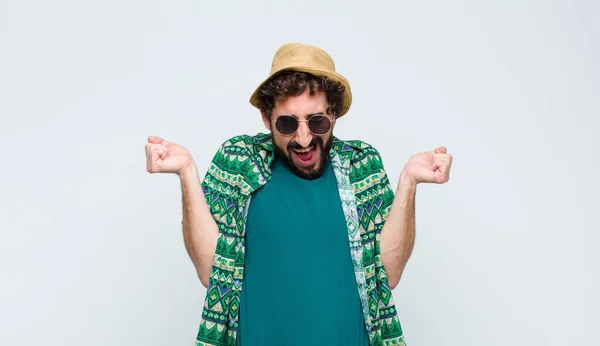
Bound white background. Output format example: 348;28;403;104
0;1;597;345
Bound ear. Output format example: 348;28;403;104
331;115;337;131
261;110;271;131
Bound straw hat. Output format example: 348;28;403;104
249;43;353;117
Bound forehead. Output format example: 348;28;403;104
274;90;327;118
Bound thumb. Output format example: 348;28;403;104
433;146;447;154
148;136;166;144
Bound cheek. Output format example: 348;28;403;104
273;133;291;149
317;134;331;146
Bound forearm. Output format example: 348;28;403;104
380;172;417;289
179;163;220;287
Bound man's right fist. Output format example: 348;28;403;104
145;136;193;175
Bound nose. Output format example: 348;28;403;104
295;121;312;147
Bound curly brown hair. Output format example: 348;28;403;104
256;71;345;118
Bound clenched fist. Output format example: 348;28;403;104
145;136;193;175
402;147;453;185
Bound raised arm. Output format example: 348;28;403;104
145;136;219;287
380;147;452;289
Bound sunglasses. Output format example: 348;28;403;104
274;114;334;136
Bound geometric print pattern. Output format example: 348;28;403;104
195;133;405;346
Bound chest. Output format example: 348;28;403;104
244;160;349;252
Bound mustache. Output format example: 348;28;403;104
288;137;322;150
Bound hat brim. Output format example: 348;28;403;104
249;66;352;117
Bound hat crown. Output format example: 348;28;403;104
250;43;352;117
271;43;336;74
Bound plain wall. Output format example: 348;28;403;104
0;1;596;345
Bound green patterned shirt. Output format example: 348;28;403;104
195;133;406;346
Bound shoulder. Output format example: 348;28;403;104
214;133;271;157
204;133;271;187
332;138;384;166
335;139;393;193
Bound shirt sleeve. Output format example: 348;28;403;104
369;152;396;287
198;139;253;237
367;149;395;229
199;143;231;235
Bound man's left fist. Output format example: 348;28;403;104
402;147;453;185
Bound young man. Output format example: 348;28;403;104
145;43;453;346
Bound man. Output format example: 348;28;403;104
145;43;453;346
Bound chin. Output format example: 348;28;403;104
273;134;333;180
298;164;321;177
290;156;326;180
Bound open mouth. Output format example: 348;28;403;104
291;145;318;168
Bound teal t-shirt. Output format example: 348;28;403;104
237;156;370;346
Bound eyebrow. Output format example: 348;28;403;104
279;112;325;118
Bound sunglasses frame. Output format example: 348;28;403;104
273;114;335;136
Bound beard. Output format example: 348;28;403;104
273;135;333;180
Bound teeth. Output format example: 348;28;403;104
293;146;313;153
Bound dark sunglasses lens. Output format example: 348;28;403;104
308;116;331;134
275;116;298;135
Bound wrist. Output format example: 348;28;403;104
178;161;199;182
397;170;417;196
